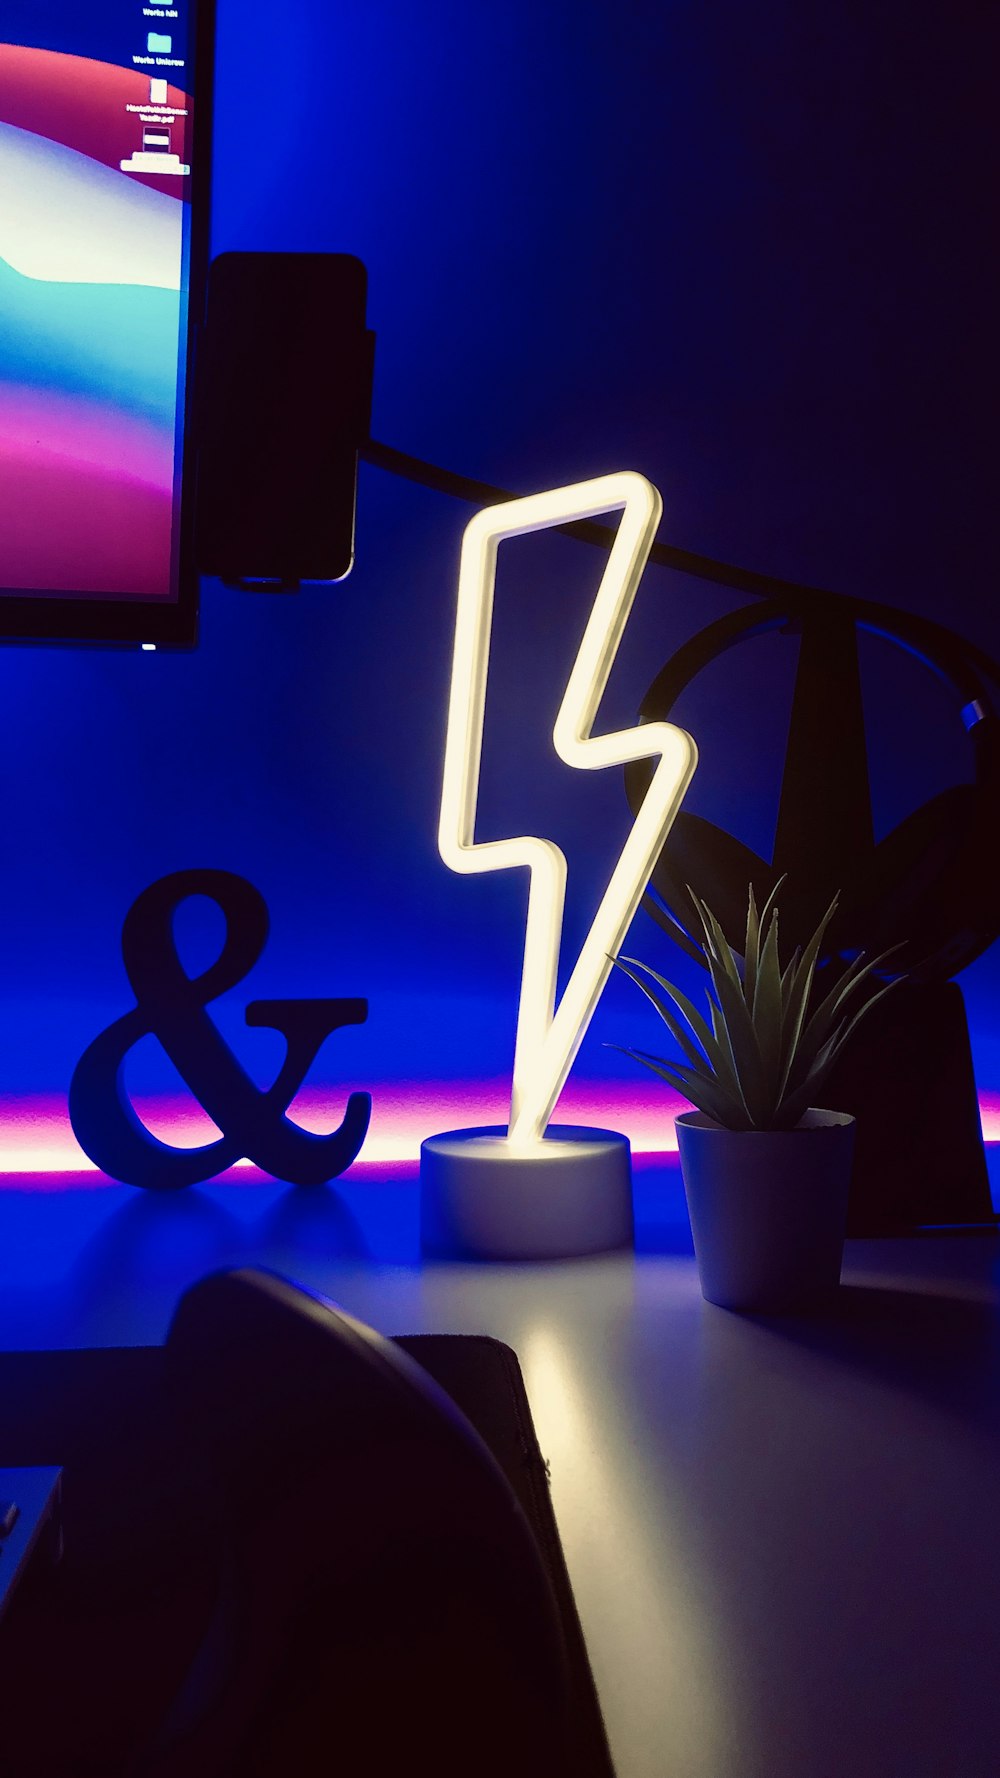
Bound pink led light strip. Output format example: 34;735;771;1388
0;1084;998;1182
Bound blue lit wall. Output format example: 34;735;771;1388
2;0;997;1169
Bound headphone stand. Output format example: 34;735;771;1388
824;979;995;1235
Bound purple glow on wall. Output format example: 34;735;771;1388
1;1082;998;1186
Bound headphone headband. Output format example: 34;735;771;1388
638;600;999;747
628;599;1000;981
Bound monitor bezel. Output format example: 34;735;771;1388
0;0;217;649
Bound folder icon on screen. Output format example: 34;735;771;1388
147;32;172;53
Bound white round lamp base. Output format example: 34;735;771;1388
420;1124;634;1260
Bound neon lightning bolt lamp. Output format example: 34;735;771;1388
420;472;697;1260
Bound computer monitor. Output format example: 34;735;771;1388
0;1;215;645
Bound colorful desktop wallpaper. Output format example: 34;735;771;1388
0;10;194;597
0;0;996;1263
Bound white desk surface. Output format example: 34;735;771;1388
1;1163;998;1778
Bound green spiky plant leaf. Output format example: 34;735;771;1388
611;882;901;1131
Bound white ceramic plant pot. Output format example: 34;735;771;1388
675;1108;856;1311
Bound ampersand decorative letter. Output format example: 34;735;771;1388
69;869;371;1189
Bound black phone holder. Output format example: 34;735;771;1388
194;253;375;589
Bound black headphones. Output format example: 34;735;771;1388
624;598;1000;982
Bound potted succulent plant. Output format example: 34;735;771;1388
614;883;898;1310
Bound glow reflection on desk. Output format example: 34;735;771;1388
519;1319;732;1772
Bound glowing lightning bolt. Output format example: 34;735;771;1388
439;471;697;1150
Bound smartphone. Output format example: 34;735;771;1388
195;252;373;587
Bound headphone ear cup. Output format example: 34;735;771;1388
645;812;774;951
837;787;989;977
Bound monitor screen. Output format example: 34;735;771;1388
0;0;215;644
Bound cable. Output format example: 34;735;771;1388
360;436;1000;695
361;438;835;603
